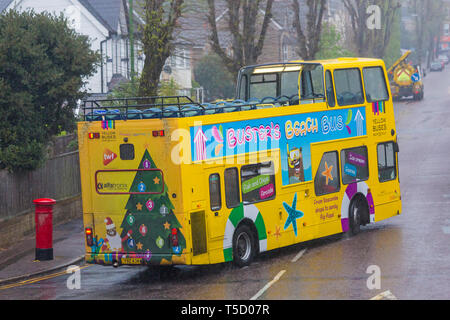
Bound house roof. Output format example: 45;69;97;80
78;0;122;33
0;0;123;34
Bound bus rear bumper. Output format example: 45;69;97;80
85;252;189;266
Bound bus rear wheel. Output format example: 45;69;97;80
349;197;368;236
232;224;256;267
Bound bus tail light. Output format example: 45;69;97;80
152;130;165;137
89;132;100;139
85;228;93;246
170;228;178;247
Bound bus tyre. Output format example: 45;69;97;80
349;198;364;236
232;224;256;267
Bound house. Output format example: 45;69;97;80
0;0;148;95
184;0;348;71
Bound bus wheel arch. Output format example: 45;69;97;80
223;204;268;266
341;182;374;233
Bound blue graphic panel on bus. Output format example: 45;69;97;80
190;107;366;186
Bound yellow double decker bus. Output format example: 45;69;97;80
78;58;401;268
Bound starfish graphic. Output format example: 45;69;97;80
283;193;304;237
321;161;333;185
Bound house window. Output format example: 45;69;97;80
282;43;289;62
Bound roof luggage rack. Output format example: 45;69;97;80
81;95;291;121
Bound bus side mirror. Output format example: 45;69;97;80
394;142;399;153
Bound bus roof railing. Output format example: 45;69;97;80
81;94;301;121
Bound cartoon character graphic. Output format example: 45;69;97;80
102;217;123;252
287;144;305;183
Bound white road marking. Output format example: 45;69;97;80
370;290;397;300
250;270;286;300
291;248;307;263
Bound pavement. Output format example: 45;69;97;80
0;218;85;286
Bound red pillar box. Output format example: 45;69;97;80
34;198;56;261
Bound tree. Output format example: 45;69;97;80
207;0;275;78
410;0;445;67
316;22;355;59
343;0;401;59
292;0;327;60
0;10;100;172
138;0;184;97
194;53;235;101
119;149;186;264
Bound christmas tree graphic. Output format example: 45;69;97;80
119;149;186;264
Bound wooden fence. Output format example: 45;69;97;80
0;136;81;221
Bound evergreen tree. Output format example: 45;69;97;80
0;10;100;172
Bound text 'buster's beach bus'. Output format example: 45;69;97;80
78;57;401;268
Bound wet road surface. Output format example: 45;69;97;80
1;66;449;300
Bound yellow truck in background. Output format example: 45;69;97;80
387;50;424;101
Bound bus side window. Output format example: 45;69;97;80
241;161;276;204
314;151;340;196
341;146;369;185
325;70;335;107
209;173;222;211
224;168;240;208
334;68;364;106
363;67;389;102
377;142;397;182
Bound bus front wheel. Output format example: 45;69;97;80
232;224;256;267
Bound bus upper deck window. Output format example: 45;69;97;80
325;70;336;107
363;67;389;102
300;64;324;103
334;68;364;106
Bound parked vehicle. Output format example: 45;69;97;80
438;54;449;65
387;50;424;101
430;61;444;72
